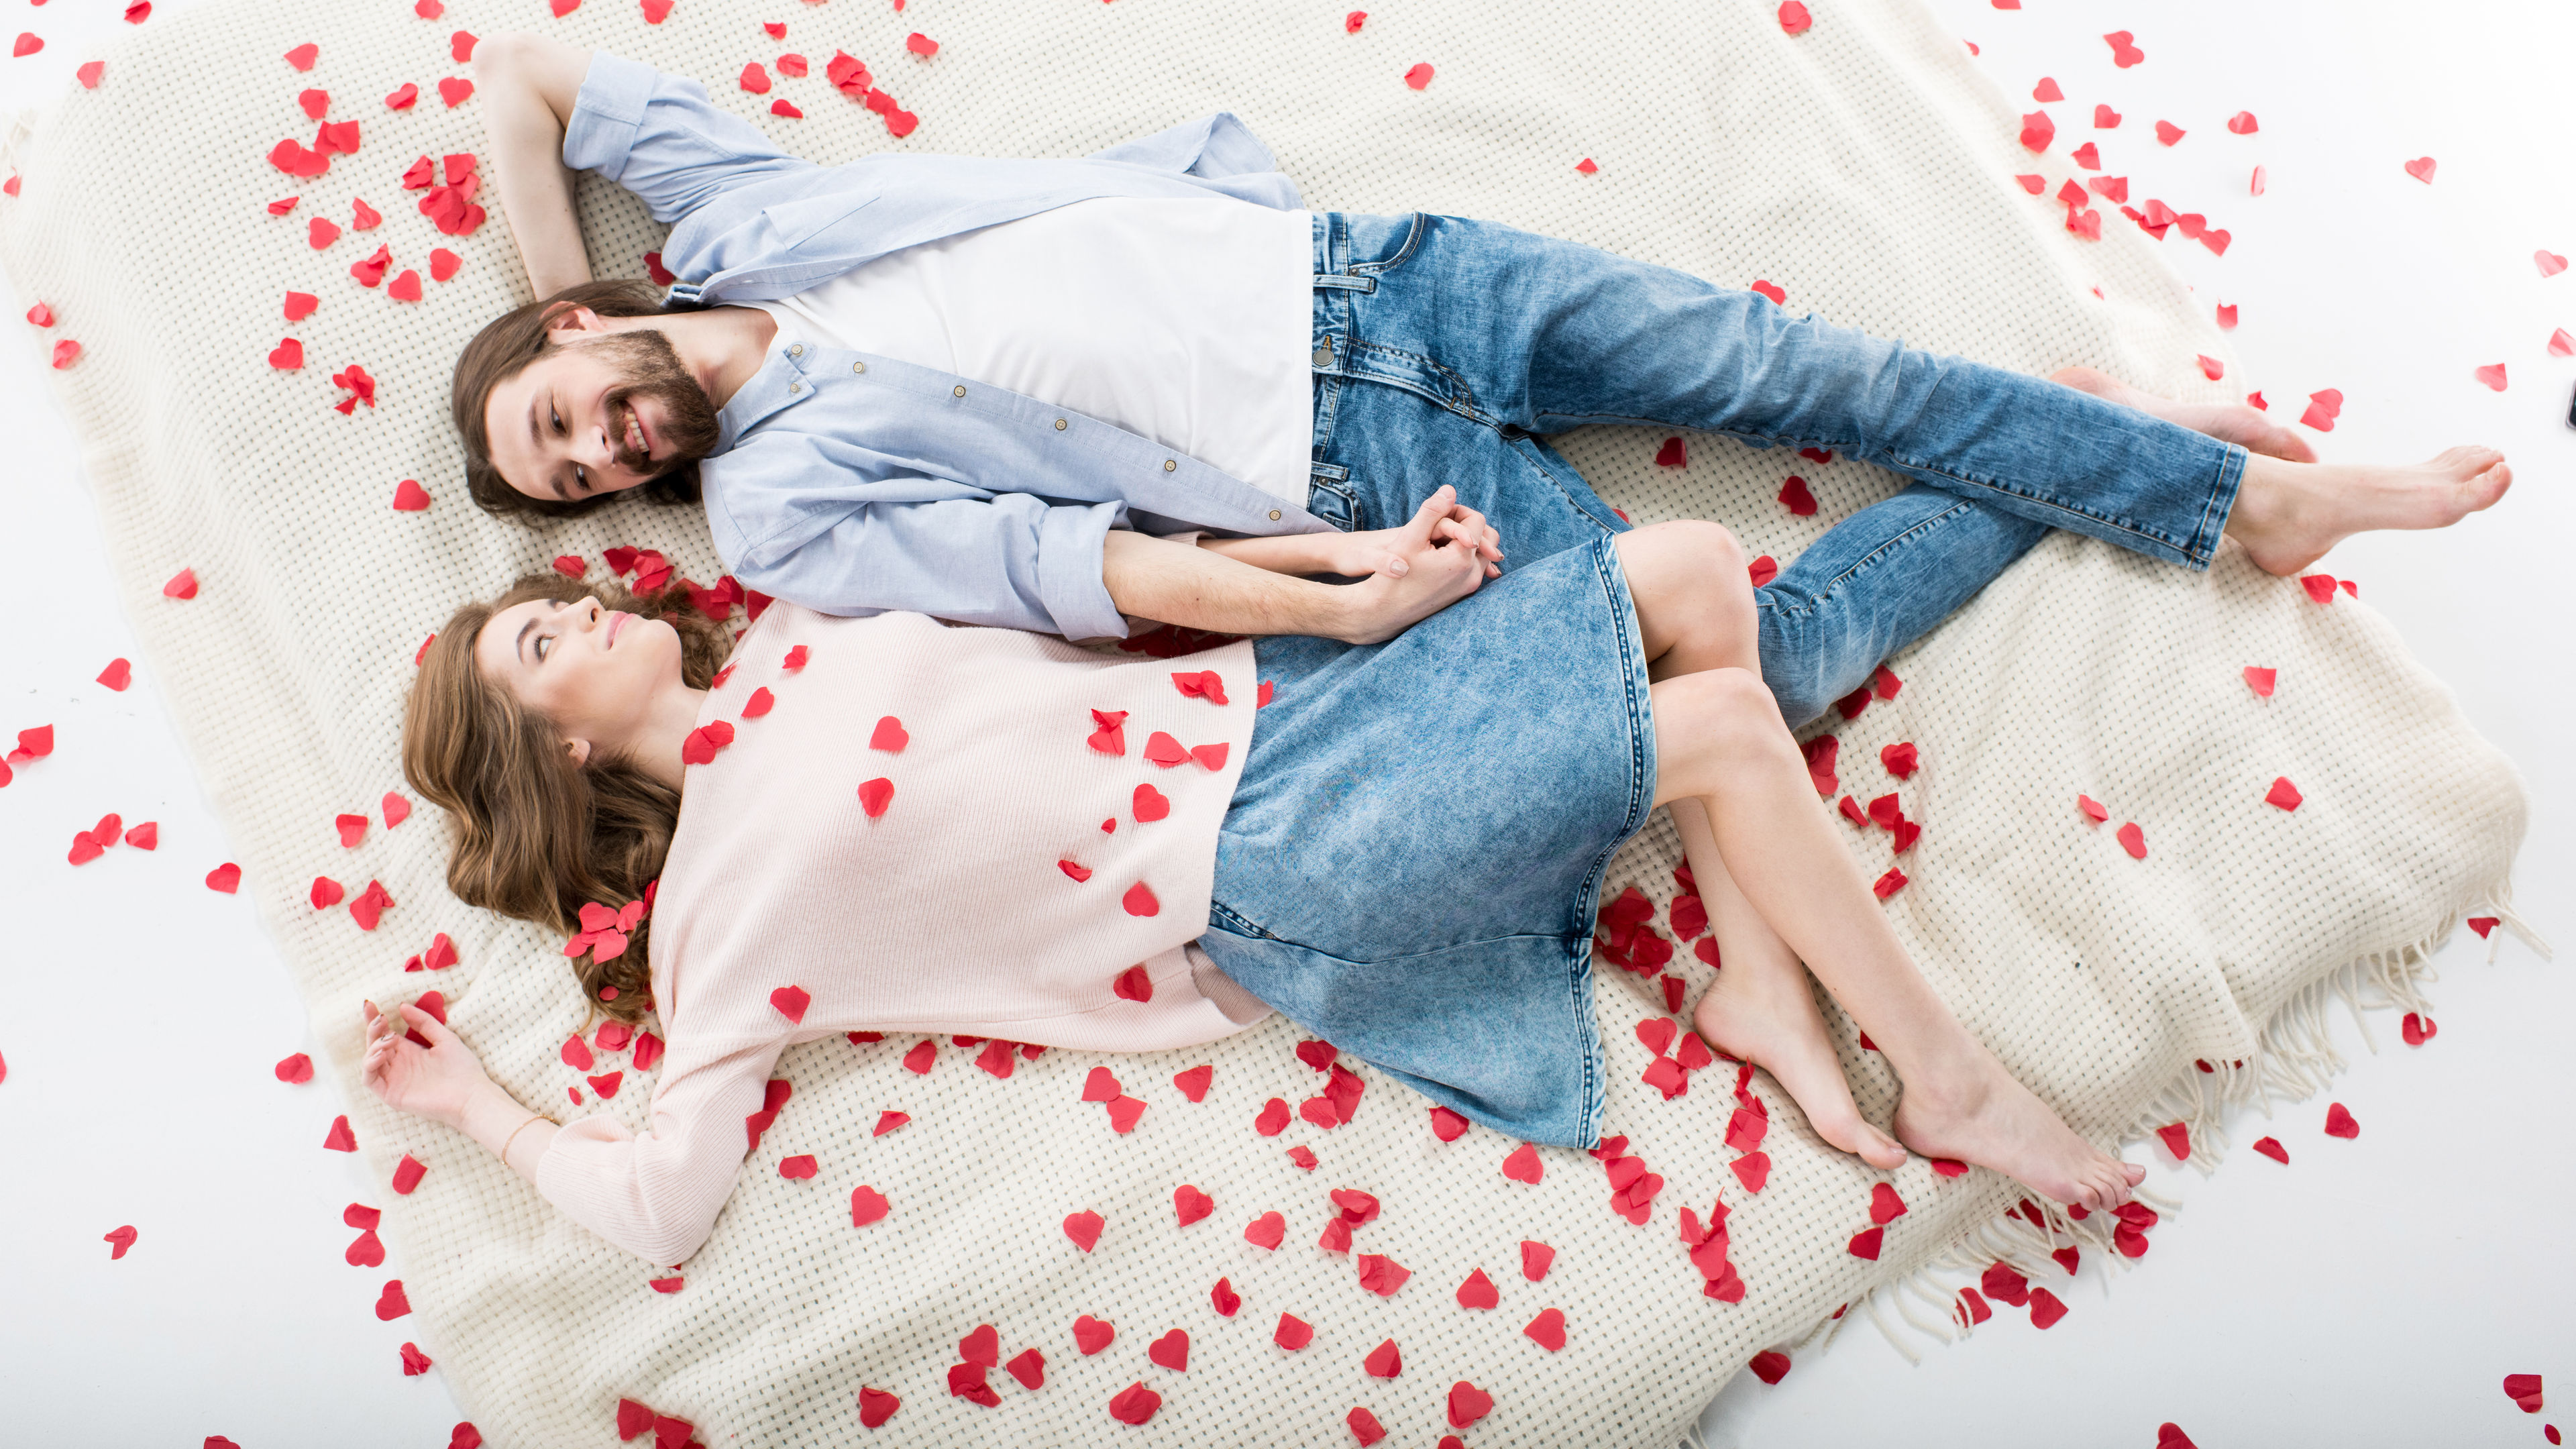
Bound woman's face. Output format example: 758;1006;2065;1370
472;595;682;765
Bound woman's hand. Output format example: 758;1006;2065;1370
1338;486;1498;645
361;999;492;1130
1326;492;1504;582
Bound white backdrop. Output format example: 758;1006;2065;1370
0;1;2564;1446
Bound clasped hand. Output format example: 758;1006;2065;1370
1335;486;1505;645
360;998;490;1130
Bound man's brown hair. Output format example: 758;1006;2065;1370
451;278;704;520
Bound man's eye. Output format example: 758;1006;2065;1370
575;467;588;490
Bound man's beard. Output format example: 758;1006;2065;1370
581;329;721;476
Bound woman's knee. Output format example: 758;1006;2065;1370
1658;666;1787;753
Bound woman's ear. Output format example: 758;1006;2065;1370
564;737;593;769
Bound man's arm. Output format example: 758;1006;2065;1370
477;32;598;299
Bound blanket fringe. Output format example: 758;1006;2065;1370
1854;885;2546;1361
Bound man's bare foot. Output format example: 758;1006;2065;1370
2224;445;2512;576
2051;364;2320;464
1693;952;1908;1171
1891;1057;2145;1211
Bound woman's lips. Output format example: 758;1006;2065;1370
606;611;629;647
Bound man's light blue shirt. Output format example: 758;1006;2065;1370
561;52;1334;639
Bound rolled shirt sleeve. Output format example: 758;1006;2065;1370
730;492;1128;640
561;50;815;224
533;1032;784;1265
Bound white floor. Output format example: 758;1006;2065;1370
0;2;2566;1447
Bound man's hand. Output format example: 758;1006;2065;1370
1334;486;1495;645
361;998;494;1131
477;32;599;299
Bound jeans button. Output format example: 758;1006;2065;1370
1311;343;1332;367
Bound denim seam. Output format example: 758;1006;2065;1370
1755;498;1978;623
2183;442;2248;567
1345;211;1431;275
1567;533;1654;1148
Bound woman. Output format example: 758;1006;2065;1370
366;486;2143;1268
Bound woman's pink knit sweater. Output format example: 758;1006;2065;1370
533;602;1271;1263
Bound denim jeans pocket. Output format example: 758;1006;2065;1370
1305;476;1362;532
1344;211;1430;276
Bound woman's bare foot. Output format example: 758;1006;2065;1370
1890;1056;2145;1211
2051;364;2320;464
2224;445;2512;576
1693;951;1909;1171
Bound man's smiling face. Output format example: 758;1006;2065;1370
481;326;722;506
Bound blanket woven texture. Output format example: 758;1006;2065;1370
0;0;2528;1444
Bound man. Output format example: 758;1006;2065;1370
453;32;2510;727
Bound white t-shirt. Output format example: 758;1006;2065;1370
753;197;1316;506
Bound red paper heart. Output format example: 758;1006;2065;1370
102;1225;138;1258
1001;1348;1043;1390
1447;1381;1495;1428
2265;776;2304;812
388;269;423;302
1635;1016;1677;1056
1356;1253;1410;1296
1777;475;1818;516
1146;1329;1189;1371
1730;1151;1770;1193
374;1279;410;1320
1654;435;1687;467
2504;1374;2545;1413
768;985;810;1024
2028;1287;2068;1328
849;1184;891;1225
2116;822;2147;859
1121;881;1159;916
2324;1102;2359;1138
856;777;894;817
1869;1183;1907;1224
2157;1121;2191;1160
1519;1238;1555;1281
1172;1184;1213;1227
1254;1097;1289;1135
2102;30;2144;66
2155;119;2186;146
1063;1209;1105;1251
1403;62;1433;89
1776;0;1811;33
2253;1136;2289;1164
2473;363;2509;392
2403;156;2437;184
438;77;474;107
1501;1142;1542;1183
2031;76;2062;103
1172;1064;1213;1101
1073;1313;1116;1354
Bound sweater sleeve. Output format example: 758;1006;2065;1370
532;1030;787;1265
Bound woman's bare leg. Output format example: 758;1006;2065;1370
1619;523;1909;1169
1648;665;2144;1210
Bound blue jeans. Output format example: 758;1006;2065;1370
1303;211;2249;725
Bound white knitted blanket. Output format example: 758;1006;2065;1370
0;0;2528;1444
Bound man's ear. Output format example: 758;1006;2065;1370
541;303;606;343
564;737;594;769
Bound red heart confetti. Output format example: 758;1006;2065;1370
1750;554;1779;586
284;41;319;69
1003;1348;1044;1391
1777;1;1811;34
1146;1328;1189;1372
1348;1407;1387;1446
1654;436;1687;467
103;1225;138;1259
400;1343;434;1376
1501;1142;1542;1183
392;1155;427;1193
769;985;811;1023
1143;730;1190;767
1073;1314;1116;1354
438;77;474;107
1869;1183;1908;1224
2401;1012;2438;1046
1173;1184;1213;1227
205;862;244;893
2265;776;2303;812
1275;1312;1314;1350
1172;1063;1214;1102
2473;363;2509;391
2157;1121;2191;1160
2032;77;2062;103
2251;1135;2290;1164
1748;1351;1792;1385
1108;1383;1163;1426
50;338;82;369
2102;30;2143;66
374;1279;410;1320
1356;1253;1410;1296
1254;1097;1290;1135
1063;1210;1105;1251
1121;881;1160;916
1403;63;1433;89
2505;1375;2544;1413
347;1228;386;1267
2404;156;2437;184
1346;11;1367;33
1847;1226;1883;1260
1520;1239;1556;1281
2028;1287;2068;1328
2116;822;2147;859
1575;157;1598;174
2155;119;2186;146
2324;1102;2359;1138
856;777;895;817
1778;475;1817;516
1872;867;1908;898
849;1185;891;1225
2020;110;2055;152
1446;1381;1495;1428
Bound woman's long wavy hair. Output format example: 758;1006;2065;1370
402;571;733;1026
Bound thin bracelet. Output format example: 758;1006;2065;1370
500;1112;549;1168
